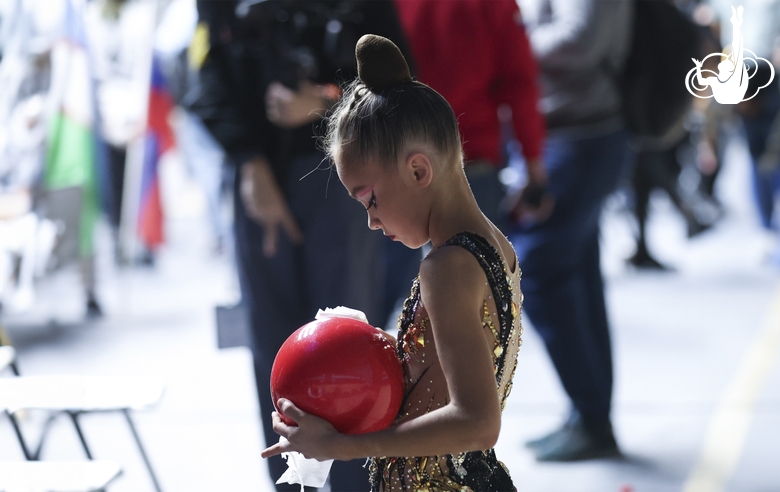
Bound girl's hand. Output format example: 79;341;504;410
260;399;343;461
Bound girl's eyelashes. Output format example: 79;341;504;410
356;187;376;210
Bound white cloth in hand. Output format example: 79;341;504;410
275;438;334;490
314;306;369;324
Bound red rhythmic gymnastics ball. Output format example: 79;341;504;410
270;316;404;435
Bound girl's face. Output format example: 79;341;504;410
337;156;430;249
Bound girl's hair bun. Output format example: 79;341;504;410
356;34;412;91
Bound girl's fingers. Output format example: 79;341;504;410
271;412;294;438
278;398;307;422
261;442;285;458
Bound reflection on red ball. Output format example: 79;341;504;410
270;317;404;435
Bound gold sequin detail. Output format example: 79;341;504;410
401;317;429;357
372;232;523;491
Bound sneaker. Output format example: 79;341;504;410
628;249;672;271
532;420;620;462
524;426;567;450
86;295;103;319
687;219;712;239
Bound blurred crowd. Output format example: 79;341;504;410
1;0;780;489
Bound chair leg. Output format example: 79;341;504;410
6;410;34;460
7;409;59;460
68;411;94;459
122;409;163;492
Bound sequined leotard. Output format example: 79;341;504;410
369;231;523;492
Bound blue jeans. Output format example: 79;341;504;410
743;87;780;229
509;129;630;431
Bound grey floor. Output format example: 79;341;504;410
1;135;778;492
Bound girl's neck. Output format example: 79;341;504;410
427;170;488;249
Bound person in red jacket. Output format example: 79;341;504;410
394;0;548;230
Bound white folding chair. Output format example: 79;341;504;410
0;460;122;492
0;346;165;492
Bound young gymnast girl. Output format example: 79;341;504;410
261;34;523;491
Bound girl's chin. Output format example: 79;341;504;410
400;238;428;250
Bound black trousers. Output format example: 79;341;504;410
233;152;383;491
107;144;127;229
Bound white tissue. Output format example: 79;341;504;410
275;438;334;490
276;306;365;490
314;306;369;323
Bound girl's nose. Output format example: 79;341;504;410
367;213;381;231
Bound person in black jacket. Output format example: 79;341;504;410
192;1;412;489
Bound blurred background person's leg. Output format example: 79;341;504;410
512;129;630;462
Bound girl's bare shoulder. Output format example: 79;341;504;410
419;244;486;303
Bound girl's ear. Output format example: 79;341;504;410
405;152;434;188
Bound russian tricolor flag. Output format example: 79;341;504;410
137;56;175;249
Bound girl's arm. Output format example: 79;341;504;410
262;246;502;461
